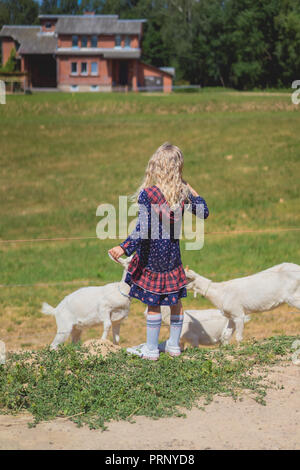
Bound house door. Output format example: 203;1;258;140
119;61;128;86
29;55;57;87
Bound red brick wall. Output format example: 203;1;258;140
138;62;173;92
57;34;139;49
57;56;112;86
58;35;115;48
58;35;72;48
131;35;139;49
1;38;15;66
99;35;115;48
163;75;172;93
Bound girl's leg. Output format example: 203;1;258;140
146;305;162;351
168;300;184;349
126;304;161;360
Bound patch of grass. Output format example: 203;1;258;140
0;336;296;430
0;91;299;350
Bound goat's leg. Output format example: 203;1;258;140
71;326;82;344
234;318;245;343
112;322;121;345
101;320;112;340
101;314;112;341
220;328;234;345
220;319;235;345
227;311;245;344
50;329;72;350
49;308;74;350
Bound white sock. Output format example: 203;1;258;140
169;314;183;347
146;313;162;351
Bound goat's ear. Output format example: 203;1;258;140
117;257;126;267
119;254;133;268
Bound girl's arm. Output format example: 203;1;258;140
110;190;151;259
186;184;209;219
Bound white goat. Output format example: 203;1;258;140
41;256;133;350
144;307;248;347
185;262;300;343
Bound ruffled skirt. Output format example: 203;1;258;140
124;271;187;306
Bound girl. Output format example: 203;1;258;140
109;142;209;360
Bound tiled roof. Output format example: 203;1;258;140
0;25;40;42
0;26;57;54
55;16;144;35
0;15;145;55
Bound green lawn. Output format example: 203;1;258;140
0;90;299;349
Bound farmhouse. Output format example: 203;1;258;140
0;12;173;93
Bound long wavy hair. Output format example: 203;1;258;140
131;143;190;209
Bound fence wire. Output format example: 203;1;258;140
1;226;299;288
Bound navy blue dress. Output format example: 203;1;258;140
120;185;209;306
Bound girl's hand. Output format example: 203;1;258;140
108;246;125;261
187;183;199;197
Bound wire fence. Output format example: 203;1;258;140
1;225;299;289
1;226;299;245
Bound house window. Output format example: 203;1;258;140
45;22;52;29
81;62;88;75
72;35;79;48
124;36;131;48
91;85;99;92
91;62;98;76
71;62;77;75
115;35;121;48
91;35;98;48
71;85;79;92
81;36;88;47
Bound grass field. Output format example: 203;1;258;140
0;336;296;430
0;90;300;350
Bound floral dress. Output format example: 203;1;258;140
120;185;209;306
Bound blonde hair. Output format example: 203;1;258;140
132;142;190;209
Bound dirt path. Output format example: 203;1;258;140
0;363;299;450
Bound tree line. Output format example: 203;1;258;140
1;0;300;89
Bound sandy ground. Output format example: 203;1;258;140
0;361;299;450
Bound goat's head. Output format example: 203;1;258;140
118;255;134;280
185;266;199;298
185;266;212;298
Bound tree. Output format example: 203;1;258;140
0;0;39;27
183;0;228;86
0;46;17;72
274;0;300;87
